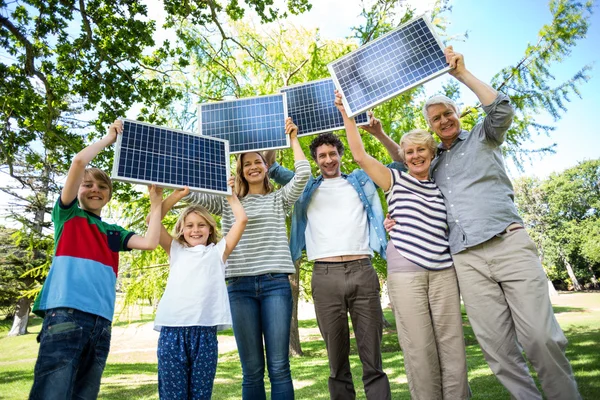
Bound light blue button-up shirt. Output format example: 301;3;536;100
268;162;405;262
431;93;521;254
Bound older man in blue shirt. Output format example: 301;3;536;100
426;46;580;399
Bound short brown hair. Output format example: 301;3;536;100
173;205;221;247
398;129;438;163
83;168;113;199
235;152;273;198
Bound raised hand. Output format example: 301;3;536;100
359;111;385;137
334;90;347;115
285;117;298;139
444;46;466;78
106;119;124;145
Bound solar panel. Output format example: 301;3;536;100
328;15;450;117
112;120;231;195
280;78;370;137
198;94;290;154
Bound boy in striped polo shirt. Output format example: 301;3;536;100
29;120;163;399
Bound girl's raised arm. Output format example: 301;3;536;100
222;177;248;262
158;187;189;255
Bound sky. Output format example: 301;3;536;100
1;0;599;224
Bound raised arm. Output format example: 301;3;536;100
280;119;311;208
334;91;392;191
61;120;121;204
155;187;190;255
127;185;163;251
360;112;403;163
287;117;307;162
222;177;248;262
446;46;514;144
445;46;497;107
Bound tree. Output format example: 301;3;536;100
515;159;600;290
0;225;52;336
1;0;314;334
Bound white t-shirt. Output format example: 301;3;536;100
154;238;231;331
305;176;372;260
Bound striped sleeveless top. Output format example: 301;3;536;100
385;169;453;270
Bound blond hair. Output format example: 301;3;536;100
173;205;221;247
235;152;273;198
398;129;437;163
83;168;113;200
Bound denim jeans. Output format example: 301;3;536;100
227;273;294;400
29;308;111;400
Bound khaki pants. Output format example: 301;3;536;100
388;267;470;400
453;228;581;400
311;259;391;400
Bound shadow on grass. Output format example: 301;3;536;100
0;369;34;385
100;363;158;399
553;305;586;314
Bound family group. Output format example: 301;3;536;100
28;48;580;400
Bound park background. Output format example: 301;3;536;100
1;0;599;398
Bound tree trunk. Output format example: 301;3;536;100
289;259;303;356
562;254;582;291
8;296;31;337
588;266;599;289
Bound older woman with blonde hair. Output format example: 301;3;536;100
335;92;470;400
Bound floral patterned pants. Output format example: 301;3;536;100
157;325;218;400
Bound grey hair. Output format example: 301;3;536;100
422;95;460;127
398;129;437;163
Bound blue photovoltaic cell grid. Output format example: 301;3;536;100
328;16;448;117
281;79;370;137
112;120;230;194
199;94;288;154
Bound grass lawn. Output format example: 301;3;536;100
1;293;599;399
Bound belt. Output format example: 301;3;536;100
502;223;524;234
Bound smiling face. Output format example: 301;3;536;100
78;176;111;214
182;212;212;247
403;142;434;180
315;144;342;179
426;103;461;148
242;152;267;185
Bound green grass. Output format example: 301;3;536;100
1;293;599;399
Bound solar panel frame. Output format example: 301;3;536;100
280;78;371;137
112;119;232;196
328;15;451;117
198;94;290;154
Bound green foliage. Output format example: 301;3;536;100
488;0;593;168
514;159;600;288
0;226;51;315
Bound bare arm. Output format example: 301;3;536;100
61;120;121;204
445;46;497;107
222;178;248;262
159;187;190;255
360;112;403;163
286;117;307;162
334;91;392;191
127;185;164;250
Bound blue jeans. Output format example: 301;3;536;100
227;273;294;400
29;308;111;400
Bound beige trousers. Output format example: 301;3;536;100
453;228;581;400
388;267;470;400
